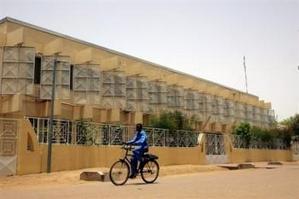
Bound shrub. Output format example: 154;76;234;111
149;111;194;131
233;122;292;148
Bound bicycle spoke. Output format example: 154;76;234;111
141;160;159;183
109;160;129;186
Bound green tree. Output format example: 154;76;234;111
281;114;299;136
233;122;251;148
251;126;273;142
149;111;194;131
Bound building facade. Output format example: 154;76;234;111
0;17;275;134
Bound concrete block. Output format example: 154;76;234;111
80;171;110;182
238;163;255;169
268;161;283;165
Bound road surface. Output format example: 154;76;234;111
0;164;298;199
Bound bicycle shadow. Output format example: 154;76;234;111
126;182;159;186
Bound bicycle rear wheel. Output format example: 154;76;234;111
141;160;159;183
109;160;130;186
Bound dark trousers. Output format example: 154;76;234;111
130;148;146;175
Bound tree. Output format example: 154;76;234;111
281;114;299;136
232;122;251;148
149;111;194;131
233;121;293;149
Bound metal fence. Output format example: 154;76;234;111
291;136;299;155
28;117;199;147
230;134;289;150
205;133;226;155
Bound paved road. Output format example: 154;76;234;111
1;164;299;199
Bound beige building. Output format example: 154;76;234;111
0;17;288;177
0;17;275;132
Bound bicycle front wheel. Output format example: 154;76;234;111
109;160;130;186
141;160;159;183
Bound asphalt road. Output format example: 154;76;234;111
1;164;299;199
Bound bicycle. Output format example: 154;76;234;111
109;144;159;186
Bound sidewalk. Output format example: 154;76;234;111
0;161;297;189
0;164;225;189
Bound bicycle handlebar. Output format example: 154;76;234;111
121;143;135;150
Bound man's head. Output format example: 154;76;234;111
136;123;143;132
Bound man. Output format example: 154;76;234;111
127;123;148;178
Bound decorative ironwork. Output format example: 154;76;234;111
28;117;199;147
29;117;72;144
175;130;199;147
144;128;167;147
0;120;18;156
205;133;225;155
230;134;288;150
0;119;18;176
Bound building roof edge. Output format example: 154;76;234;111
0;16;259;98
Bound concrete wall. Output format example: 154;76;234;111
16;119;42;175
17;143;292;175
230;148;292;163
15;119;292;175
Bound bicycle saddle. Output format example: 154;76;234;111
142;154;159;160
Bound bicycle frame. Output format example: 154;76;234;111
120;145;147;175
110;144;159;185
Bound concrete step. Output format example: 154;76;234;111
80;171;110;182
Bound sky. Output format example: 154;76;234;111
0;0;298;121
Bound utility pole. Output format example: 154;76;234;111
47;57;57;173
243;56;248;93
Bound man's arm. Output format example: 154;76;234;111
133;131;147;145
127;134;137;144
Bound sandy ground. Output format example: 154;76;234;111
0;162;299;199
0;164;226;189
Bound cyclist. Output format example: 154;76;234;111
126;123;148;178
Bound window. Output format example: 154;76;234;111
70;64;73;90
34;57;41;84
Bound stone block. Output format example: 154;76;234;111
80;171;110;182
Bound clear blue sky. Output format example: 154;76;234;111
1;0;298;121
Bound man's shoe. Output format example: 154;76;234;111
129;174;137;179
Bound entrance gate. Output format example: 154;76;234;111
205;133;228;164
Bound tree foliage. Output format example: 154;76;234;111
149;111;194;131
233;121;293;148
281;114;299;136
233;122;251;147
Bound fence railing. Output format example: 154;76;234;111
28;117;200;147
27;117;291;150
230;134;289;150
291;136;299;154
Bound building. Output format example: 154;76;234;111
0;17;275;132
0;17;283;176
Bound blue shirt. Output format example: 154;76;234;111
127;130;148;149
